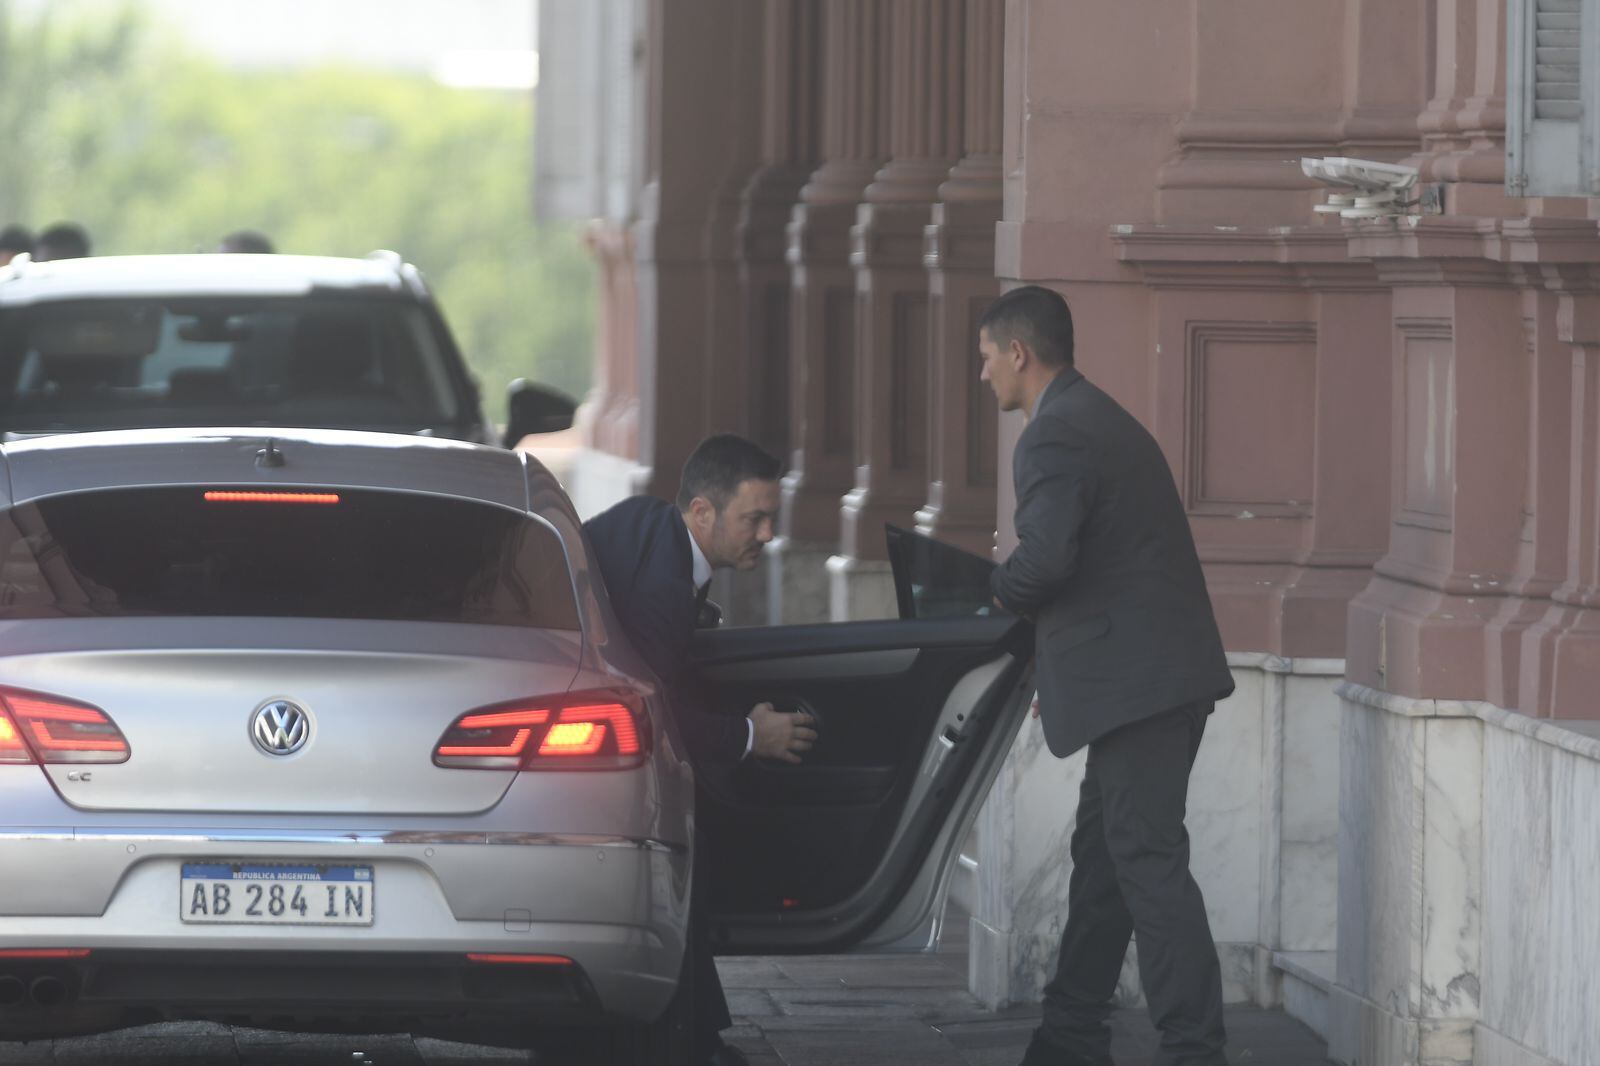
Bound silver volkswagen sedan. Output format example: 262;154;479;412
0;428;1035;1065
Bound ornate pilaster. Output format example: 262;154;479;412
780;0;888;545
736;0;822;464
632;0;767;500
1412;0;1515;216
839;0;966;573
917;0;1003;555
772;0;889;623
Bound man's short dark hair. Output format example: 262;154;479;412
978;284;1075;368
34;222;91;260
677;433;782;511
0;225;32;255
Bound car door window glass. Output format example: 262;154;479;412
885;524;1006;621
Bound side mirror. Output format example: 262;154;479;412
502;379;577;448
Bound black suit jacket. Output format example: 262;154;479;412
991;369;1234;757
583;495;747;765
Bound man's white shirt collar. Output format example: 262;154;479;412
682;514;752;758
685;517;712;589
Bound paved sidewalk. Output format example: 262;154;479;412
2;909;1334;1063
715;911;1334;1065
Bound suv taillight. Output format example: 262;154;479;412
0;689;131;764
433;688;649;771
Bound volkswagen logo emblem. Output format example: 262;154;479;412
251;700;311;756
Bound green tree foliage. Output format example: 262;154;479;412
0;1;594;421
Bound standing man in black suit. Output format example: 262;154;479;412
982;286;1235;1066
583;433;818;1066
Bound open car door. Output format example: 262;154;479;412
693;527;1035;954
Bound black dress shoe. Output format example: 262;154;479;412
703;1041;751;1066
1018;1030;1114;1066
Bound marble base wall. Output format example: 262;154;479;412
561;446;649;521
709;560;770;629
1330;686;1600;1066
1478;713;1600;1066
1473;1025;1566;1066
826;554;898;622
969;656;1343;1012
765;537;834;625
1330;685;1483;1066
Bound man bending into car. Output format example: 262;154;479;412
583;432;818;1066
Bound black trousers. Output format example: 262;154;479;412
1034;700;1227;1066
690;805;732;1056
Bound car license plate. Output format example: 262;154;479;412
180;862;374;926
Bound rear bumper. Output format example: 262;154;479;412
0;948;620;1042
0;828;690;1028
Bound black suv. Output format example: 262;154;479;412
0;251;572;445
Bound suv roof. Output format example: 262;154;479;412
0;252;429;305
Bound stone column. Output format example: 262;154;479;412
1343;233;1528;701
1412;0;1516;216
714;0;823;627
1488;250;1582;716
1520;263;1600;718
916;0;1003;556
738;0;822;463
632;0;765;502
770;0;888;624
832;0;966;620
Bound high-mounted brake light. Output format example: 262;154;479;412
0;690;130;765
203;491;341;505
433;689;649;771
0;949;91;959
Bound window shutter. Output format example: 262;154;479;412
1535;0;1582;120
1507;0;1599;196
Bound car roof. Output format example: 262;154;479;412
0;253;426;306
0;426;555;513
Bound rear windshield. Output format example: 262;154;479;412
0;487;579;629
0;296;468;436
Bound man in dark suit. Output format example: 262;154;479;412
982;286;1235;1066
584;433;818;1066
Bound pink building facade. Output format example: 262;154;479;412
538;3;1600;1063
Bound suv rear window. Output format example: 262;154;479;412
0;296;468;436
0;487;579;629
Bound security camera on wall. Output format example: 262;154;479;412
1300;156;1425;219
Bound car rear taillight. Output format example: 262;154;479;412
0;690;131;765
433;688;649;771
0;709;29;764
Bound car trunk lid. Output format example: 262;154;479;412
0;626;585;814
